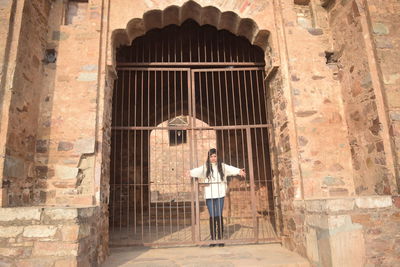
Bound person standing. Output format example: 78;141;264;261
190;148;246;247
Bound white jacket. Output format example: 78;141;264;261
190;163;241;199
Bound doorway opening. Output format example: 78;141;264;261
110;20;277;246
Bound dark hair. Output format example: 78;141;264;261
205;148;224;180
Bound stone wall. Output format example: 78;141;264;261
366;0;400;190
328;0;396;196
280;0;355;199
302;196;400;267
0;206;103;266
34;0;102;206
2;0;51;206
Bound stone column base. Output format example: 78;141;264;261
0;206;106;266
290;196;400;267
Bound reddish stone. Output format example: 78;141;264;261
393;196;400;209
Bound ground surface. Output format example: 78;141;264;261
102;244;310;267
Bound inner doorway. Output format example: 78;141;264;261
110;20;277;247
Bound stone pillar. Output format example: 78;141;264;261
302;196;399;266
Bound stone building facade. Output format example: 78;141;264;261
0;0;399;266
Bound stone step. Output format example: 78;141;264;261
103;244;310;267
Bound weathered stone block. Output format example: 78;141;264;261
0;226;24;238
58;142;74;151
32;241;78;257
23;225;58;238
52;31;69;40
0;248;25;257
61;225;79;242
54;258;78;267
372;23;389;35
54;165;79;179
43;208;78;221
0;208;41;222
325;198;355;212
355;196;392;209
75;138;95;154
4;156;24;178
77;72;97;82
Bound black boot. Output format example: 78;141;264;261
209;217;216;247
216;216;225;247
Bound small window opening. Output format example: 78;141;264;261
43;49;57;64
169;130;187;146
168;116;188;146
325;51;337;64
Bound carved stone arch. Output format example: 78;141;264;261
110;1;271;68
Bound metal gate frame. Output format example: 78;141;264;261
189;68;275;246
111;66;278;246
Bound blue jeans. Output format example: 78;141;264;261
206;197;224;217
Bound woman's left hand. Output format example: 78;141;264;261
239;168;246;177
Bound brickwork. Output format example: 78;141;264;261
2;0;51;206
301;196;400;267
367;0;400;189
328;0;395;196
0;206;102;266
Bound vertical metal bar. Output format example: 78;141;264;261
147;71;151;241
248;70;263;240
236;71;248;239
140;71;144;241
246;128;258;241
154;71;159;241
167;71;173;239
255;70;269;239
244;71;251;124
223;71;233;240
161;71;166;240
188;70;196;242
174;71;179;240
230;70;239;237
127;70;131;236
191;70;201;243
119;71;125;232
133;71;137;234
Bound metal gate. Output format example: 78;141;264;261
110;67;278;246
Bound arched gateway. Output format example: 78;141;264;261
109;19;277;246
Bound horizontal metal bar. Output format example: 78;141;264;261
110;241;195;248
117;62;265;67
191;67;265;72
196;238;281;246
112;124;272;131
116;67;191;71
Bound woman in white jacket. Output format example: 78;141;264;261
190;148;246;246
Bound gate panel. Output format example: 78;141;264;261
110;68;197;246
110;67;278;246
191;68;277;245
